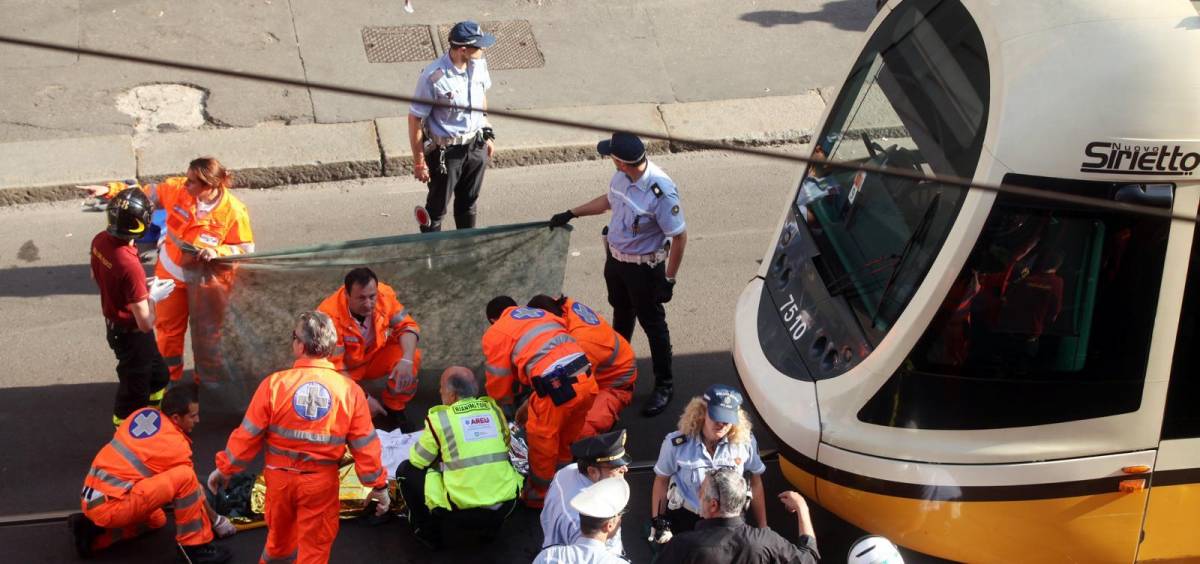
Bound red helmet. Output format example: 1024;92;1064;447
106;188;154;240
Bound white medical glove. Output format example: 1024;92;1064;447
147;277;176;303
367;487;391;516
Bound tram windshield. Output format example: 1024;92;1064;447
798;0;987;343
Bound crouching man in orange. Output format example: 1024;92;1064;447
528;295;637;436
208;311;389;564
482;296;598;508
317;267;422;431
80;157;255;383
68;385;234;563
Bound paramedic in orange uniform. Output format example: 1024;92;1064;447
68;385;234;563
482;295;598;508
527;294;637;436
208;311;389;564
317;267;422;431
82;157;255;383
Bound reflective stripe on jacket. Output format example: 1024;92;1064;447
147;177;254;282
215;357;386;487
82;407;194;500
317;282;420;376
482;306;591;406
409;396;522;510
560;298;637;391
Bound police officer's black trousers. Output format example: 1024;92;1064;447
604;253;674;389
397;460;518;545
422;141;489;232
105;325;169;421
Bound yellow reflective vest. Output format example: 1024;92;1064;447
409;396;522;510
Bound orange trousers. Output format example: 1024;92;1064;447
348;342;423;412
260;467;340;564
581;386;633;437
523;386;597;508
83;465;213;551
154;266;229;383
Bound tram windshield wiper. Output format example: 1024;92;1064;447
871;191;942;328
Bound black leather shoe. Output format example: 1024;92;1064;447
177;542;232;564
641;387;674;417
68;512;102;558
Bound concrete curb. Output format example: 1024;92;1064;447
0;92;825;206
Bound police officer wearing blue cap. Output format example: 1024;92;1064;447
649;384;767;539
409;20;497;232
548;132;687;417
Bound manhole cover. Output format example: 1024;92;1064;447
362;26;437;63
437;20;545;70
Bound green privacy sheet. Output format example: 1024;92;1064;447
185;222;572;407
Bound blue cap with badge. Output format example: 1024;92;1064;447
597;132;646;164
703;384;743;424
449;20;496;48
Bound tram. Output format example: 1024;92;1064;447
732;0;1200;561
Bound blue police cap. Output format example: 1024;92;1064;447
703;384;743;424
597;132;646;164
449;21;496;48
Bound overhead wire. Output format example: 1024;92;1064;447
0;34;1193;224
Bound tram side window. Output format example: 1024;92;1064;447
1162;214;1200;440
858;175;1170;430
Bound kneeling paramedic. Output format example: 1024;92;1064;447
482;296;598;508
90;188;175;426
528;295;638;436
317;267;422;431
69;385;234;563
397;366;522;548
208;311;389;564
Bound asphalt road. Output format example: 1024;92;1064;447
0;149;944;562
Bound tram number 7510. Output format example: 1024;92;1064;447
778;294;808;341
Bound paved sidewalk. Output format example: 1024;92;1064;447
0;0;872;204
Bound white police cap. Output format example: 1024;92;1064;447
569;477;630;519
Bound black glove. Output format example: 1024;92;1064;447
657;277;676;303
649;515;673;544
548;210;576;229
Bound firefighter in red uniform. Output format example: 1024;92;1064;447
482;295;598;508
208;311;389;564
89;188;176;426
68;385;234;563
527;294;637;436
316;267;422;430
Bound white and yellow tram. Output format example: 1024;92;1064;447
732;0;1200;561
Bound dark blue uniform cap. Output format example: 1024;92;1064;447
597;132;646;164
449;21;496;48
571;429;631;467
704;384;743;424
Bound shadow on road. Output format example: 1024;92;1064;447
0;263;99;297
741;0;875;31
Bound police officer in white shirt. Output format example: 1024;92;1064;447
534;477;631;564
541;430;630;557
548;132;687;417
408;20;496;232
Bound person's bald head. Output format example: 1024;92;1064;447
439;366;479;405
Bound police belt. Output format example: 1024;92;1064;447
426;129;481;148
531;356;592;406
105;318;139;333
608;244;668;267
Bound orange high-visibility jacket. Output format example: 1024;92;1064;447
82;407;195;501
483;306;590;406
560;298;637;391
316;282;420;375
215;357;386;487
143;177;254;282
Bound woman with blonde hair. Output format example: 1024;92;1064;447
649;384;768;540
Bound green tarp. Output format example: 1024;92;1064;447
185;222;571;406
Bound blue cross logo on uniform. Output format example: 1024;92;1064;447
510;307;546;320
572;302;600;326
293;382;332;421
129;410;161;439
